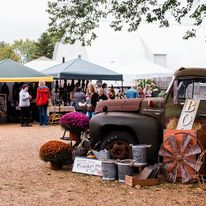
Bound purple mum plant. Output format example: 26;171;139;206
59;112;89;134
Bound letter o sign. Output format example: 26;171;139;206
182;113;192;126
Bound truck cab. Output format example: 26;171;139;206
89;68;206;163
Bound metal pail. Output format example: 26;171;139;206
117;159;134;182
102;159;117;181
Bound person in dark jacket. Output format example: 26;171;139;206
98;88;108;101
73;87;86;113
86;83;99;119
36;80;50;127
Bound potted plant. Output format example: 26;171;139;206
39;140;73;170
59;112;89;141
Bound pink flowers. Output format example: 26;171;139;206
59;112;89;133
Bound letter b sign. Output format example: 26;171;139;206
176;99;200;130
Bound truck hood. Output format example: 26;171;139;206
95;97;166;114
95;98;143;113
140;97;166;111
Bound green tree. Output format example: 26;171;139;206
47;0;206;45
0;41;9;49
0;44;20;62
12;39;36;63
33;32;55;59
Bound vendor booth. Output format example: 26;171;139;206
0;59;53;123
42;56;123;123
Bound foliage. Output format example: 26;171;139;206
47;0;204;45
0;44;20;62
39;140;72;164
0;41;9;49
59;112;89;134
137;79;158;90
12;39;36;63
33;32;55;59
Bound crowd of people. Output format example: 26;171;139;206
70;81;160;119
0;79;161;125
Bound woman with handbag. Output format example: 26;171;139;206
86;83;99;119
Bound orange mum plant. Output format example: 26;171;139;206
39;140;73;165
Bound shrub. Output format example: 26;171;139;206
39;140;72;165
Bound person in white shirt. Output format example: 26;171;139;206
19;84;32;127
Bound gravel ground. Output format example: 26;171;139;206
0;124;206;206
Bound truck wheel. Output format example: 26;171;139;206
100;131;137;160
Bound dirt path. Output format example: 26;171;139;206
0;124;206;206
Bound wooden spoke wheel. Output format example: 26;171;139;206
159;132;202;183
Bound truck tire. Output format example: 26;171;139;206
100;131;137;159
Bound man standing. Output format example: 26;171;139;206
98;88;108;101
73;87;86;113
126;83;139;99
19;84;32;127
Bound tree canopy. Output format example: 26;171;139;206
47;0;206;45
0;44;20;62
33;32;55;59
12;39;36;63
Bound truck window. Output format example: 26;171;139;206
177;79;206;100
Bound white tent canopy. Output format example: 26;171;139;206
102;57;172;86
107;58;172;77
25;56;60;72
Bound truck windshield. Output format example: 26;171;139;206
165;76;175;95
178;79;206;100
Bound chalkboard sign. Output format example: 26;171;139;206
72;157;102;176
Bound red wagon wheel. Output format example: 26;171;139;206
159;132;202;183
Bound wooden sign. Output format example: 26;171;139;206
72;157;102;176
176;99;200;130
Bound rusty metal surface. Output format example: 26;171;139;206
95;98;143;113
175;67;206;78
159;131;202;183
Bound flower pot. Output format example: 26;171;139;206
70;131;78;141
50;162;62;170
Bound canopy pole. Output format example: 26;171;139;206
121;80;123;92
59;78;62;88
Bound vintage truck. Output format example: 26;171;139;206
89;67;206;163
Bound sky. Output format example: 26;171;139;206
1;0;206;46
0;0;50;43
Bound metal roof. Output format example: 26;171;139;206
174;67;206;78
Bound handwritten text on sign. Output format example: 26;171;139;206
72;157;102;176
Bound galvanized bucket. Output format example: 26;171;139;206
102;159;117;181
117;159;134;182
132;144;149;163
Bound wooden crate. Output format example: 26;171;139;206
125;175;160;187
